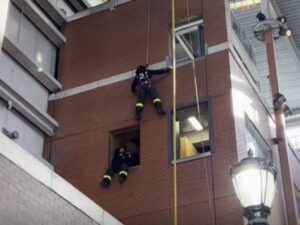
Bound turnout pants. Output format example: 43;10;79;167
103;163;129;182
135;82;162;111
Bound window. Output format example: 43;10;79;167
0;99;44;158
109;126;140;167
245;117;271;160
171;17;205;64
170;101;211;162
294;185;300;220
5;3;57;75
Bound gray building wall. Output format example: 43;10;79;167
0;153;100;225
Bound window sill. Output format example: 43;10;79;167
0;79;58;136
171;152;211;164
170;55;206;69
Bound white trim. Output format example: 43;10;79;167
3;37;62;92
49;61;166;101
11;0;66;47
49;42;230;101
0;79;58;136
0;133;123;225
175;19;203;32
0;0;9;50
171;152;212;164
67;0;133;22
207;41;230;55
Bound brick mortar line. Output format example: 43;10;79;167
47;92;231;142
119;194;237;220
49;42;229;102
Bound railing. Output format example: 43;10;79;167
231;13;256;63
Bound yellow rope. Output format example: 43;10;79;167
146;0;151;65
186;1;216;224
171;0;178;224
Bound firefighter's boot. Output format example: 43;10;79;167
118;171;128;184
135;108;142;121
100;176;111;189
154;102;165;115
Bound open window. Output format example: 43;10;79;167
109;126;140;167
170;100;211;162
171;17;205;64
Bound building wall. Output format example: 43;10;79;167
0;153;99;225
58;0;228;89
45;0;244;225
0;132;123;225
0;0;62;158
230;53;287;225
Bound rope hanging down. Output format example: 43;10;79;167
146;0;151;65
171;0;178;224
185;1;216;224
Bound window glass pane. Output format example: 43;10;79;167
171;102;210;160
6;3;57;75
175;38;189;62
182;28;200;57
294;185;300;220
0;53;49;111
36;32;57;75
18;14;37;60
245;120;271;159
5;3;21;43
172;19;204;64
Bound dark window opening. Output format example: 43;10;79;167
109;126;140;167
170;101;211;161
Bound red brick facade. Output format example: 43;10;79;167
43;0;281;224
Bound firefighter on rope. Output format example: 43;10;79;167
131;65;170;121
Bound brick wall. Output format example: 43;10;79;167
45;0;243;224
0;153;100;225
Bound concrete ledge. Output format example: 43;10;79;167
49;42;229;101
3;37;62;92
0;79;58;136
67;0;133;22
11;0;66;47
49;61;166;101
0;133;123;225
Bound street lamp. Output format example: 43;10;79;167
252;12;298;225
230;150;277;225
253;13;292;42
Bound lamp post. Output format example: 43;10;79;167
252;12;298;225
230;150;277;225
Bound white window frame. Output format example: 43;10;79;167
171;18;205;65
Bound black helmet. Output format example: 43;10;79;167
115;146;126;155
137;65;147;72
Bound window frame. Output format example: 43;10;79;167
108;125;141;168
167;97;214;164
244;115;272;160
294;184;300;220
170;17;206;66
